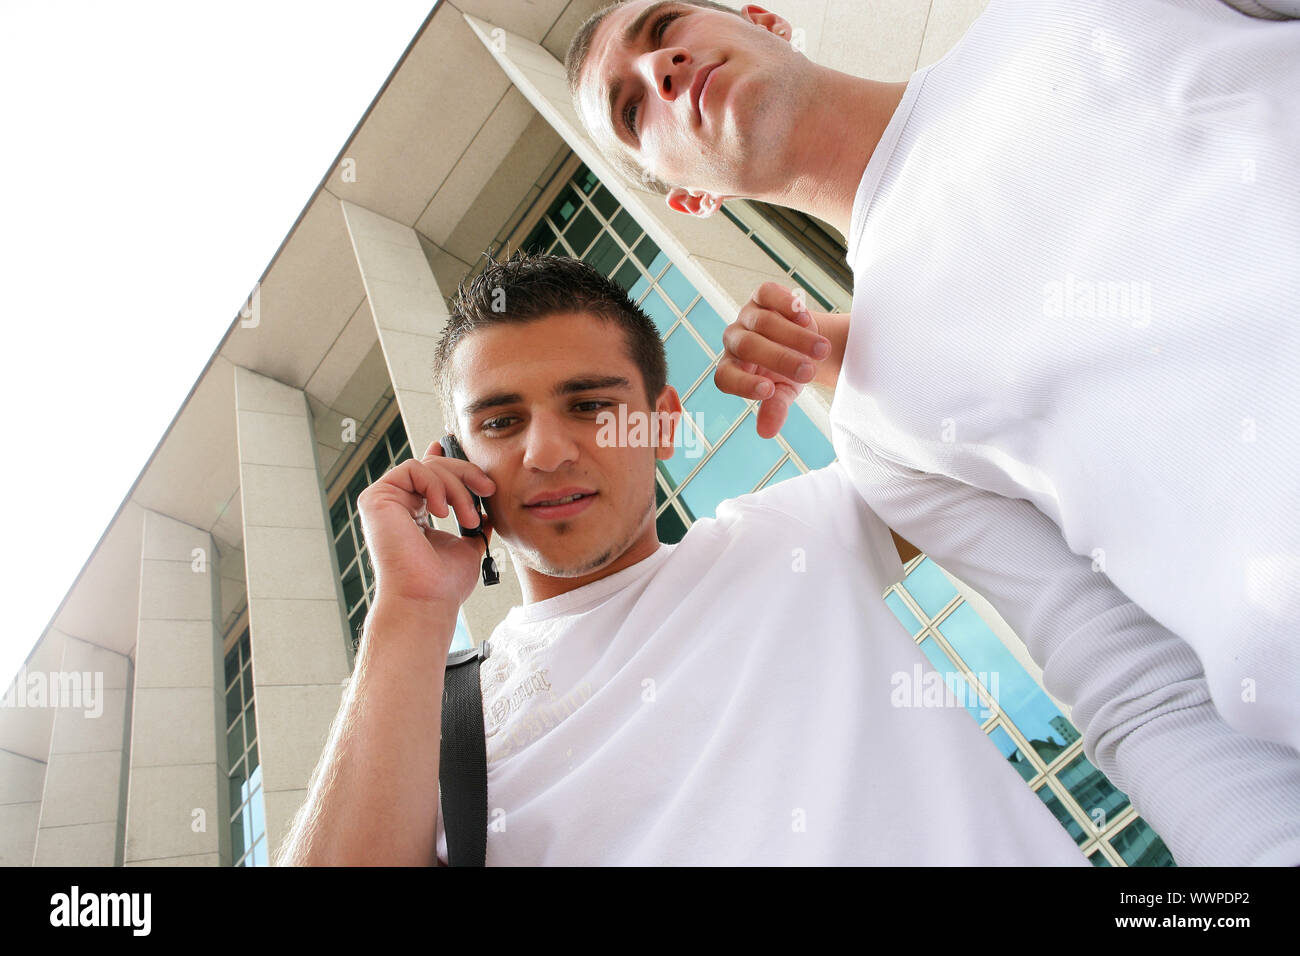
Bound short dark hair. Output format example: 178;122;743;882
564;1;745;196
434;249;668;430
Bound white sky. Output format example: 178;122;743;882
0;0;437;686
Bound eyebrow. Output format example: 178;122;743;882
604;0;680;143
463;375;635;418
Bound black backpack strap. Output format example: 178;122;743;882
439;640;490;866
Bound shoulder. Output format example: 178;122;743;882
709;463;905;579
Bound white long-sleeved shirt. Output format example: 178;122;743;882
435;465;1094;865
828;0;1300;861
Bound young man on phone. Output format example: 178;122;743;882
566;0;1300;782
276;252;1300;866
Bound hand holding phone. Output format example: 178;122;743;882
439;434;500;586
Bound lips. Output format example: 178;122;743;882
691;61;722;125
523;490;598;520
525;487;597;507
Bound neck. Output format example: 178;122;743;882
510;522;663;604
758;68;910;239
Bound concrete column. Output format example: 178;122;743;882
123;511;227;866
340;199;524;641
233;366;352;865
0;747;44;865
32;633;131;865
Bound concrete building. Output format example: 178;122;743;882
0;0;1172;867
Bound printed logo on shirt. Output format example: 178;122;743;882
484;666;594;765
489;668;553;728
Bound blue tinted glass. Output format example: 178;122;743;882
648;250;669;277
680;412;784;518
1088;850;1113;867
917;637;987;725
664;327;711;394
656;502;689;543
684;378;748;444
450;613;472;653
658;266;697;312
640;288;678;336
230;809;247;859
760;457;803;489
253;835;269;867
1036;784;1087;845
937;602;1069;761
686;297;728;354
248;788;265;843
630;272;649;303
988;725;1038;782
902;558;957;619
1058;752;1130;822
780;401;837;470
884;590;922;636
1110;818;1175;867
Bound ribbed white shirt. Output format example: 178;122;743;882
829;0;1300;863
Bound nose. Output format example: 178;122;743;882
521;411;580;473
637;47;691;106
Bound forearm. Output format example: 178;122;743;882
836;438;1300;863
277;598;459;866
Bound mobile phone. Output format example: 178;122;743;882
440;434;500;586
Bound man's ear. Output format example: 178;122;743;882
666;187;728;218
740;4;793;41
653;385;683;461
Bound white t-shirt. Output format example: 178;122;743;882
435;464;1089;865
829;0;1300;862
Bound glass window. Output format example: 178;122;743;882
902;558;957;619
224;628;267;866
334;526;356;574
632;234;661;270
656;503;688;544
883;590;922;636
590;184;618;220
658;265;697;312
1035;784;1087;845
639;288;678;336
366;443;390;483
683;377;748;445
759;457;803;489
1057;751;1130;825
564;207;600;256
664;326;712;396
988;725;1038;782
583;232;624;276
613;259;641;293
685;297;727;355
779;402;836;470
611;208;641;246
522;219;555;254
916;637;986;725
936;601;1072;759
551;185;581;224
680;412;784;518
1109;818;1175;867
